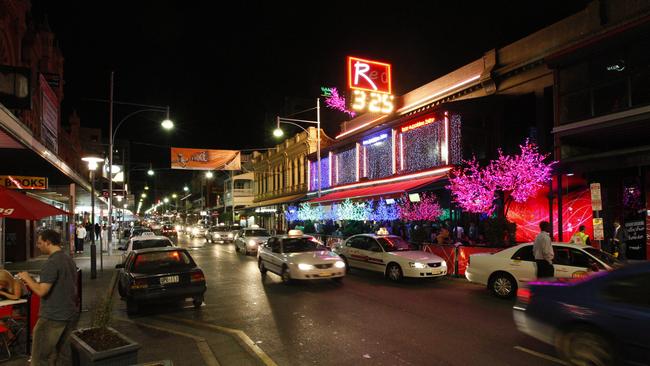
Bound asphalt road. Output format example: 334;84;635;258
136;234;562;366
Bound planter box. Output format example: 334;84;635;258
70;327;141;366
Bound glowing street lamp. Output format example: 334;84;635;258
81;155;104;280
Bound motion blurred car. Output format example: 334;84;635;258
116;247;206;315
234;227;271;255
161;224;178;242
334;234;447;282
465;243;621;298
513;262;650;366
119;235;175;263
129;227;155;239
258;230;345;284
189;224;208;239
207;225;235;243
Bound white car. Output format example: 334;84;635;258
465;242;621;298
234;227;271;255
258;230;346;284
334;234;447;281
119;235;175;263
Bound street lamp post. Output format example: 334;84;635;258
273;98;321;197
107;72;173;254
82;156;104;279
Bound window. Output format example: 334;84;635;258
269;238;281;253
511;245;534;261
366;239;382;252
553;247;572;266
602;273;650;309
132;250;194;274
348;237;368;250
376;236;415;252
568;248;592;268
282;238;324;253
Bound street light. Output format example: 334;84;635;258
183;186;189;192
273;98;321;197
82;156;103;280
147;167;155;176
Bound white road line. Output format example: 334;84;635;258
514;346;569;365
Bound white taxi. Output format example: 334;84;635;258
257;230;346;284
118;235;174;263
334;234;447;281
465;242;621;298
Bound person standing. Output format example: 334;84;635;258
94;222;101;241
75;223;86;254
569;225;590;246
533;221;554;278
612;220;629;260
18;229;78;366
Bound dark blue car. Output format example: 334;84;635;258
513;262;650;366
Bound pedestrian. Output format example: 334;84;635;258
533;221;554;278
75;223;86;254
94;222;101;241
84;222;92;243
611;220;628;260
569;225;590;246
17;229;78;366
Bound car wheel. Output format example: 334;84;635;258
193;296;204;309
117;282;126;298
386;263;403;282
258;259;267;275
340;256;351;274
490;273;517;298
557;327;614;366
281;266;292;285
126;299;139;315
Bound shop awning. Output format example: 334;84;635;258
309;174;447;204
248;193;306;208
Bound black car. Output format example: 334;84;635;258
116;247;206;315
160;224;178;242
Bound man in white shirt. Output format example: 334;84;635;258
75;223;87;254
533;221;554;278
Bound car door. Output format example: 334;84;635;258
553;246;592;278
508;245;537;284
119;252;136;291
345;236;370;270
265;238;282;273
365;238;387;272
236;230;245;250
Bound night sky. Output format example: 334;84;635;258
30;1;590;195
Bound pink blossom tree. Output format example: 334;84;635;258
399;192;443;221
447;158;498;214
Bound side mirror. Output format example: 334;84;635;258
118;246;126;251
115;263;124;269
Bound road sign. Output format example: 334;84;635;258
590;183;602;211
593;218;605;241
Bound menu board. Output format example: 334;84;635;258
625;220;646;260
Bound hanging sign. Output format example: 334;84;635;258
171;148;241;170
0;175;48;190
593;218;605;241
590;183;602;211
347;56;394;114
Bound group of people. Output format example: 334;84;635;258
534;219;629;278
74;222;104;254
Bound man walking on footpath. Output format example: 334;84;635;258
75;223;86;254
611;220;629;260
533;221;554;278
18;229;78;366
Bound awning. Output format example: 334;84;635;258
309;175;446;204
248;193;306;209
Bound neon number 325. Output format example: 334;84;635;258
368;92;382;112
381;94;394;113
352;90;366;110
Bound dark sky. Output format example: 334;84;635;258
30;1;590;195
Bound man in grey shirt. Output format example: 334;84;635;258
533;221;554;278
18;229;78;365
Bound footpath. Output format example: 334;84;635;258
3;238;268;366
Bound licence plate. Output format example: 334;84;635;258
319;272;331;277
160;275;179;285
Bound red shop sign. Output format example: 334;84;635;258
347;56;392;94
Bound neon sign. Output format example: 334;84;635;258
401;117;435;133
348;56;394;114
362;133;388;145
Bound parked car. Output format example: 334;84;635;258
466;242;622;298
258;230;345;284
513;262;650;366
119;235;175;263
334;234;447;281
161;224;178;242
234;227;271;255
207;225;235;243
116;247;207;315
129;227;154;239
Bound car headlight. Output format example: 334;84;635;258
409;262;427;269
175;225;182;231
214;233;220;238
334;261;345;268
228;233;233;238
192;228;199;234
248;240;257;246
298;263;314;270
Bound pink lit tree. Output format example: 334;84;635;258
322;87;356;118
398;192;443;221
448;140;555;216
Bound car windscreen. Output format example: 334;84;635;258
377;236;416;252
216;226;231;232
132;250;194;274
584;248;624;267
247;230;270;237
132;239;172;250
282;238;325;253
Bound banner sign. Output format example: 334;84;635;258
0;175;47;190
40;74;59;153
590;183;602;211
593;218;604;241
171;148;241;171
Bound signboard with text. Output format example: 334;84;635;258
590;183;602;211
39;74;59;153
0;175;47;190
171;147;241;170
593;218;605;241
347;56;394;114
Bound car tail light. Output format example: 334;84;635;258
131;278;148;289
517;288;532;304
191;271;205;283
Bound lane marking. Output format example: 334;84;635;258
116;316;220;366
159;315;278;366
514;346;569;365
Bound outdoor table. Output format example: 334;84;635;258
0;297;30;355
